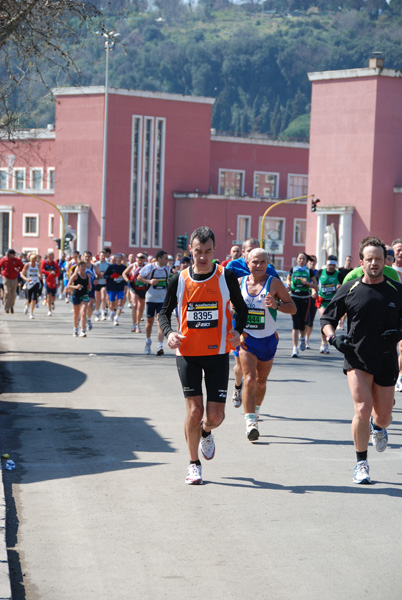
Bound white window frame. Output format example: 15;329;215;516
22;247;39;255
218;168;245;196
259;216;286;244
271;256;284;270
0;169;8;190
293;218;307;246
23;213;39;237
152;117;166;248
287;174;308;199
141;116;154;248
13;168;26;190
237;215;251;242
253;171;279;199
47;168;55;190
30;167;43;191
48;214;54;237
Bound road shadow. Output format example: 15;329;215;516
0;360;87;394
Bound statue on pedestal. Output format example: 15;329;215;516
322;223;337;258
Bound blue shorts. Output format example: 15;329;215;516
108;290;125;302
72;294;89;306
88;288;95;299
146;302;163;318
240;331;278;362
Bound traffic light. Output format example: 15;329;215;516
64;239;70;251
311;198;320;212
54;238;61;249
177;234;188;250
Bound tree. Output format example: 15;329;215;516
0;0;101;139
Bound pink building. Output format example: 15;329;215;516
0;86;309;269
307;55;402;266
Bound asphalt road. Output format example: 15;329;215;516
1;298;402;600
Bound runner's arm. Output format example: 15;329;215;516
224;269;248;334
159;273;180;338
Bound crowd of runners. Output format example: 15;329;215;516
1;231;402;486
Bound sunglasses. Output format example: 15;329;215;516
137;255;146;259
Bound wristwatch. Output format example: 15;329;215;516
326;334;336;345
276;298;282;308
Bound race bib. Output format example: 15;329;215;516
187;302;218;329
153;279;167;289
322;284;336;293
245;308;265;330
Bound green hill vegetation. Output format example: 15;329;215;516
12;0;402;140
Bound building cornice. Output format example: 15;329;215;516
211;134;309;149
315;205;355;214
52;86;215;105
308;67;402;82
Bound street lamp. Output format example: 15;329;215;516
97;30;120;250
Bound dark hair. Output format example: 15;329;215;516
7;249;15;255
156;249;167;260
359;236;387;260
84;250;92;256
391;238;402;246
297;252;307;260
77;260;86;267
327;255;338;261
190;226;215;247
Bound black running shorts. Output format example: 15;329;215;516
176;353;229;403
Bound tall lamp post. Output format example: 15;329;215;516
97;30;120;250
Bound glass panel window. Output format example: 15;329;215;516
142;118;153;246
14;169;25;190
0;170;8;190
294;219;306;245
49;215;54;237
288;174;308;199
31;169;43;190
260;216;285;243
153;118;165;247
48;168;55;190
237;216;251;242
254;172;279;199
23;214;39;236
219;170;244;196
130;117;142;246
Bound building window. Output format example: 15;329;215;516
0;170;8;190
48;168;55;190
294;219;306;246
288;174;308;199
142;117;153;247
260;216;285;245
153;118;165;248
49;214;54;237
254;172;279;199
237;216;251;242
23;214;39;237
272;256;284;270
219;169;244;196
14;169;25;190
31;168;43;190
130;117;142;247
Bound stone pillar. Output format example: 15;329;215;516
77;207;89;253
338;212;353;266
316;213;327;269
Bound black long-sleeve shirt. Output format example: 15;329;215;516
159;265;248;338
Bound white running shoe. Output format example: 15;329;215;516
29;314;34;320
48;311;52;316
246;421;259;442
114;318;119;326
24;306;28;315
80;330;86;337
370;416;388;452
324;343;330;354
299;337;306;351
395;375;402;392
232;385;242;408
185;463;203;485
101;312;107;321
353;460;371;484
145;339;152;355
199;431;215;460
73;328;78;337
291;346;299;358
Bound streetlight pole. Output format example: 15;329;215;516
98;30;120;250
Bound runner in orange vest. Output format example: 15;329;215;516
159;226;248;485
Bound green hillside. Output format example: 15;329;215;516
15;0;402;140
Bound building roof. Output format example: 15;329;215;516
308;67;402;82
52;86;215;105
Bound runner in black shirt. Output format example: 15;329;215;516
321;237;402;485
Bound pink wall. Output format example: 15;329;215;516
306;77;378;258
210;139;309;198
